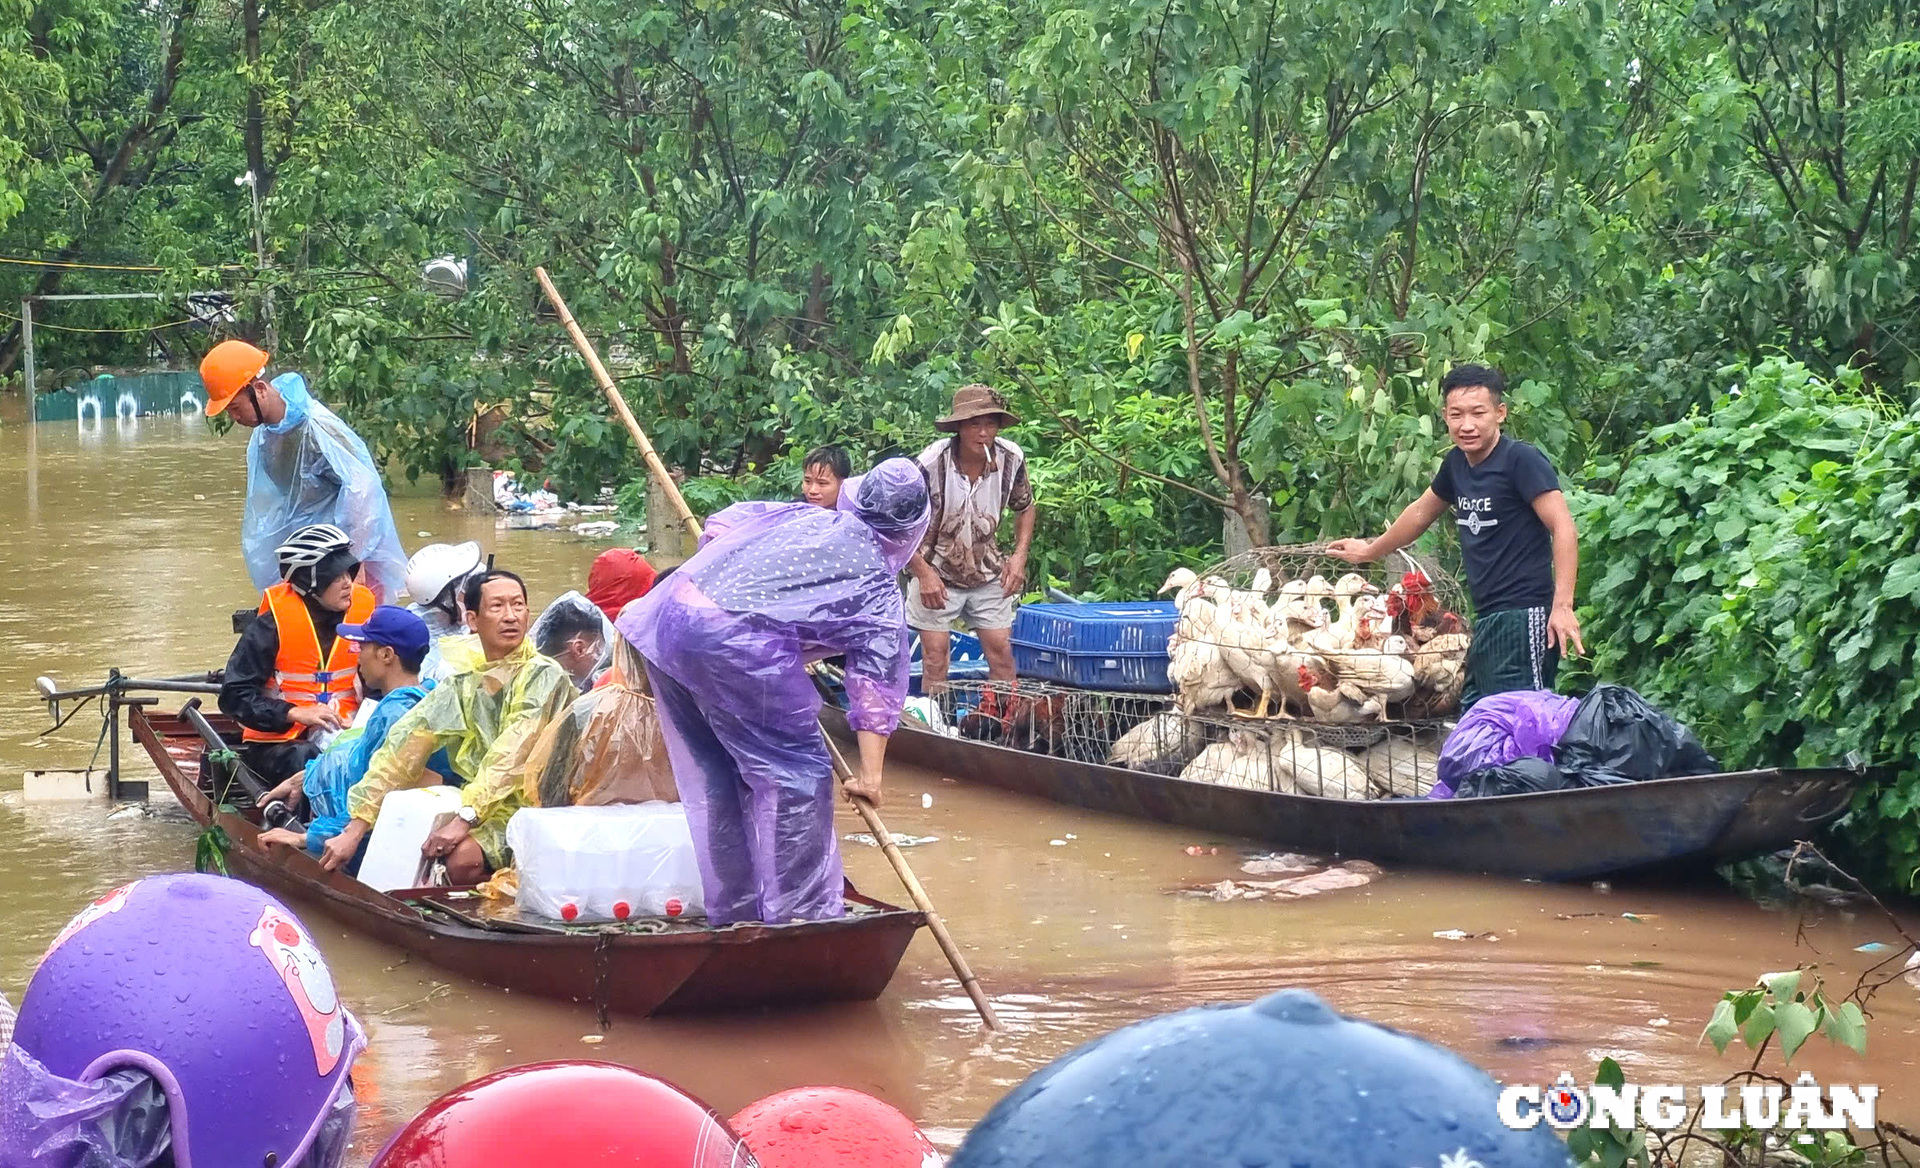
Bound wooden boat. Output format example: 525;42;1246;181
131;703;926;1017
822;705;1862;881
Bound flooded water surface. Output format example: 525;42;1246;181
2;418;1918;1161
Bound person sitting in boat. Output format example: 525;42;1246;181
219;524;377;788
585;546;658;624
200;338;408;601
323;570;575;883
616;458;929;926
532;591;614;692
403;540;484;681
801;443;852;509
256;605;455;875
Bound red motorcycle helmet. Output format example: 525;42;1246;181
371;1061;757;1167
731;1086;942;1168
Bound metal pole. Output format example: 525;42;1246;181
20;299;34;420
107;692;122;799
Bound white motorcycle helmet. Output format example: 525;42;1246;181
405;541;483;609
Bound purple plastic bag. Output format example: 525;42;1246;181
1436;690;1578;790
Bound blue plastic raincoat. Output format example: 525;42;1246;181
299;682;454;859
241;373;408;601
617;458;930;926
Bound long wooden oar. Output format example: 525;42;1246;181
532;266;703;545
533;266;1003;1031
821;730;1002;1030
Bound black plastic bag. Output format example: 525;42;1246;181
1455;755;1636;798
1554;684;1719;783
1453;756;1572;798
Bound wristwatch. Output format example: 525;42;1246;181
456;806;479;826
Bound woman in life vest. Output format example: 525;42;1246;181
218;524;376;786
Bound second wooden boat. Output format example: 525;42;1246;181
822;704;1859;881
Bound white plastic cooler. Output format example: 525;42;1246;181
506;802;705;923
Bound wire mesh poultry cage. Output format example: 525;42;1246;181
911;677;1446;800
1163;542;1474;725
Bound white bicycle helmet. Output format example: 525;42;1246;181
276;524;354;594
404;541;483;604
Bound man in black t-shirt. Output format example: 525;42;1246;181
1329;364;1583;707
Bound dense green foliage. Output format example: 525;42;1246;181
11;0;1920;881
1575;358;1920;891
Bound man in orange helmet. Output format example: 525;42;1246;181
201;339;407;601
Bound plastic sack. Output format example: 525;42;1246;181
1554;684;1720;783
506;803;705;923
1436;690;1578;789
240;373;408;602
0;1044;173;1168
1453;756;1572;798
0;1041;354;1168
520;635;677;807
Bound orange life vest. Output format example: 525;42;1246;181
243;580;377;743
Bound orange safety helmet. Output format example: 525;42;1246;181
369;1061;759;1168
200;339;271;415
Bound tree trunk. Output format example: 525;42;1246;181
0;0;200;374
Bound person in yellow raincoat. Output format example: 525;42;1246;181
321;570;574;882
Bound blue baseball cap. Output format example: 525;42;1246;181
337;605;431;661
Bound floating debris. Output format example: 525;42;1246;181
844;833;939;849
1433;929;1500;942
1241;852;1320;876
1177;861;1376;902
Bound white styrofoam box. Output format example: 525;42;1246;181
507;802;704;923
358;786;463;892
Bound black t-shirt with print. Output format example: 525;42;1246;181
1429;436;1561;615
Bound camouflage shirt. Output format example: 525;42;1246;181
915;436;1034;589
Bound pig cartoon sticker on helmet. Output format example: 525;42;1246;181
39;881;134;960
7;874;365;1168
249;903;347;1075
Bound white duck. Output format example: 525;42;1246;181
1271;727;1371;799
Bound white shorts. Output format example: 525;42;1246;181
906;576;1018;632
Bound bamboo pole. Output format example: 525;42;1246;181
822;731;1002;1031
532;266;703;542
532;265;1000;1031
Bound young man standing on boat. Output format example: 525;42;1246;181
219;524;376;786
323;570;575;883
909;385;1037;691
1328;364;1584;707
201;339;409;602
256;605;450;875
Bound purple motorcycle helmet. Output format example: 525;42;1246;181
4;873;366;1168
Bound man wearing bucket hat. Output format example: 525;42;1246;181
908;384;1037;691
200;338;408;602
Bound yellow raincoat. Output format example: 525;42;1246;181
346;635;575;867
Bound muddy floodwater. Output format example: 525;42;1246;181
2;416;1919;1160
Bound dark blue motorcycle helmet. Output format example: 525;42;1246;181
951;988;1574;1168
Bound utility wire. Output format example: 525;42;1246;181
0;310;203;333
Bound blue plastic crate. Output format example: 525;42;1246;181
1010;601;1179;693
908;630;990;697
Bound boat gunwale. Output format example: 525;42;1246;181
131;704;927;950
